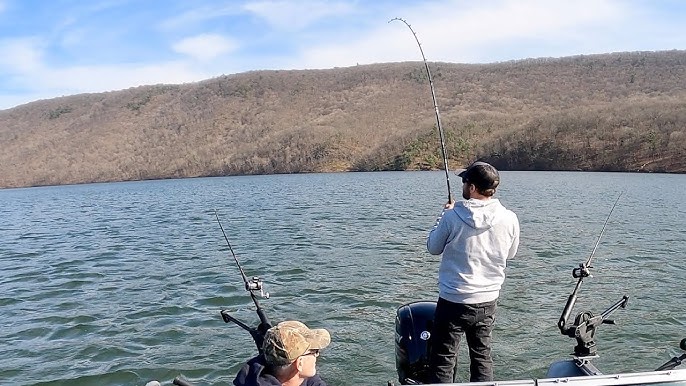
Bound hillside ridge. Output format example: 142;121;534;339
1;50;685;188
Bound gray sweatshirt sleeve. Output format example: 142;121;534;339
427;208;450;255
507;213;520;259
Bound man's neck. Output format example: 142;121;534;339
470;192;492;201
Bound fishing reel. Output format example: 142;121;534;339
246;276;270;299
572;263;592;279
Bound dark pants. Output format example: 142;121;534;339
428;297;497;383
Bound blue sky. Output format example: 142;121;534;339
1;0;685;110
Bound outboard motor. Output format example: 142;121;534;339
395;301;436;384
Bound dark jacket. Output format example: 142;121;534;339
233;355;328;386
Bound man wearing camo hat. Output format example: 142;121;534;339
233;320;331;386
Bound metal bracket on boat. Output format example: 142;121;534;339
220;306;271;354
573;356;602;376
219;276;271;352
655;338;686;371
564;296;629;357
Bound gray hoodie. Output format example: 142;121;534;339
427;198;519;304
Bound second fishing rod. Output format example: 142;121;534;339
556;192;629;358
215;210;272;351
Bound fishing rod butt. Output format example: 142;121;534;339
558;293;578;336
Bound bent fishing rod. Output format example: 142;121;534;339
390;17;452;203
215;210;271;351
557;192;629;356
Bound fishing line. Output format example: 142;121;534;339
390;17;452;203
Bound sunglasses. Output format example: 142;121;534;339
301;349;320;358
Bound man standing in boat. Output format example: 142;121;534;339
426;161;520;383
233;320;331;386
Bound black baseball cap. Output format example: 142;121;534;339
457;161;500;191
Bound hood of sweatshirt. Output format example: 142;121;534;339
453;198;505;230
234;356;328;386
233;356;281;386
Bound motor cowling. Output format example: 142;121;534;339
395;301;437;384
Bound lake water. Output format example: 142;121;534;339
0;171;684;386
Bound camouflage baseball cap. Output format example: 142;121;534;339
262;321;331;366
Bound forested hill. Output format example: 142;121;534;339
1;50;685;189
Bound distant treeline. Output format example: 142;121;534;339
1;50;685;188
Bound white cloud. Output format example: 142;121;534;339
158;5;241;31
291;0;634;68
172;34;238;61
243;0;355;30
2;0;685;110
397;0;625;58
42;62;208;91
0;59;217;110
444;0;623;44
0;38;44;72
